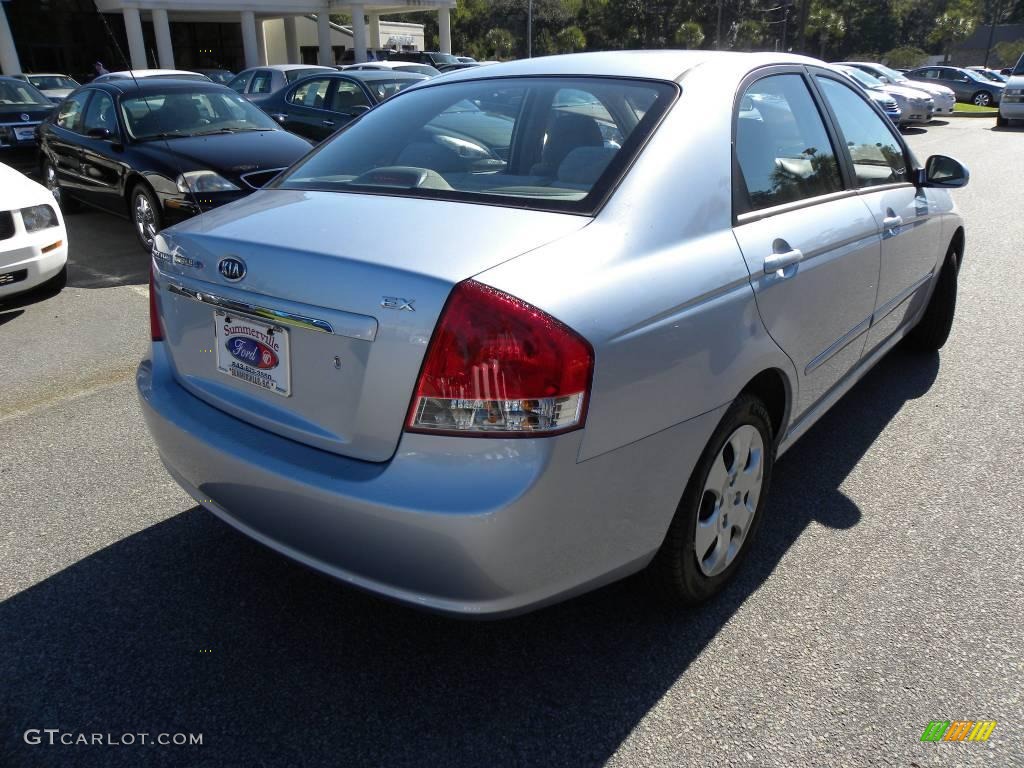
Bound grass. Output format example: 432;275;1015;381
954;103;998;114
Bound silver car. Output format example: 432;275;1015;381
837;64;934;124
840;62;957;116
139;52;969;617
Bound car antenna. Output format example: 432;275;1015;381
96;10;205;239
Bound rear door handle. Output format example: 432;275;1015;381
764;248;803;274
322;119;335;127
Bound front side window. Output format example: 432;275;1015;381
276;76;677;214
56;91;90;132
288;78;331;108
816;76;908;188
735;74;842;212
82;91;117;135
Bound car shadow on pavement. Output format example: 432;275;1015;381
63;208;149;290
0;347;940;767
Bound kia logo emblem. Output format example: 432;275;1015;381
218;256;246;281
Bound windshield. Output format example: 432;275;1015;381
395;65;440;77
204;71;234;84
0;80;52;106
843;67;882;88
976;69;1006;82
120;89;281;140
429;53;460;65
276;76;676;214
870;64;907;82
28;75;79;90
286;68;330;83
1015;54;1024;76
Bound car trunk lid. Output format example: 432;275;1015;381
153;189;589;462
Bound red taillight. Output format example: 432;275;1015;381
406;280;593;436
149;261;164;341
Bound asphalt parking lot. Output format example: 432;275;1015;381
2;116;1022;768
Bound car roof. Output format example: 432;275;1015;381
80;78;232;96
425;50;823;85
22;72;73;77
101;69;206;78
240;64;334;72
340;70;428;82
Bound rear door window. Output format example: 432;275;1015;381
82;91;117;135
734;73;842;212
815;76;908;187
329;81;371;111
250;70;273;94
288;78;332;108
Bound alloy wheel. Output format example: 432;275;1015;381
973;92;993;107
134;191;156;250
694;424;765;577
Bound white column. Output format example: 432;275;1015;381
316;10;333;65
152;9;175;69
367;14;381;51
123;7;147;70
438;6;451;54
350;6;367;63
256;18;267;65
0;0;23;76
283;17;300;63
240;11;259;69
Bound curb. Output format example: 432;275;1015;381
950;111;997;118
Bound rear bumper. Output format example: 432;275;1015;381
999;100;1024;119
138;342;722;617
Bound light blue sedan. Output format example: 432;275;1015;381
139;51;968;617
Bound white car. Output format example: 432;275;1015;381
94;69;212;83
14;73;81;103
0;162;68;299
998;55;1024;126
340;61;441;77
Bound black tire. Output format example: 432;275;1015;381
906;247;958;352
130;183;161;254
44;264;68;292
42;159;77;213
971;91;993;107
996;115;1008;127
647;394;776;606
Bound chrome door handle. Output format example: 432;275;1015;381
322;119;335;126
883;214;903;230
763;248;803;274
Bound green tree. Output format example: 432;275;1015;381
806;2;847;59
674;21;706;48
929;1;980;63
557;25;588;52
992;37;1024;66
732;19;767;50
884;45;929;67
485;27;516;59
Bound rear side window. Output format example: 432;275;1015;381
250;71;273;94
815;76;908;188
277;76;677;215
330;81;371;111
56;91;90;133
735;74;842;212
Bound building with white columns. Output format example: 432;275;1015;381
0;0;454;77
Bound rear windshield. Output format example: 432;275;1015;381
276;76;677;214
0;80;52;106
29;75;79;90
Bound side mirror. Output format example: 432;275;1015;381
917;154;969;188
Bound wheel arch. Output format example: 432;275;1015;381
738;367;792;447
